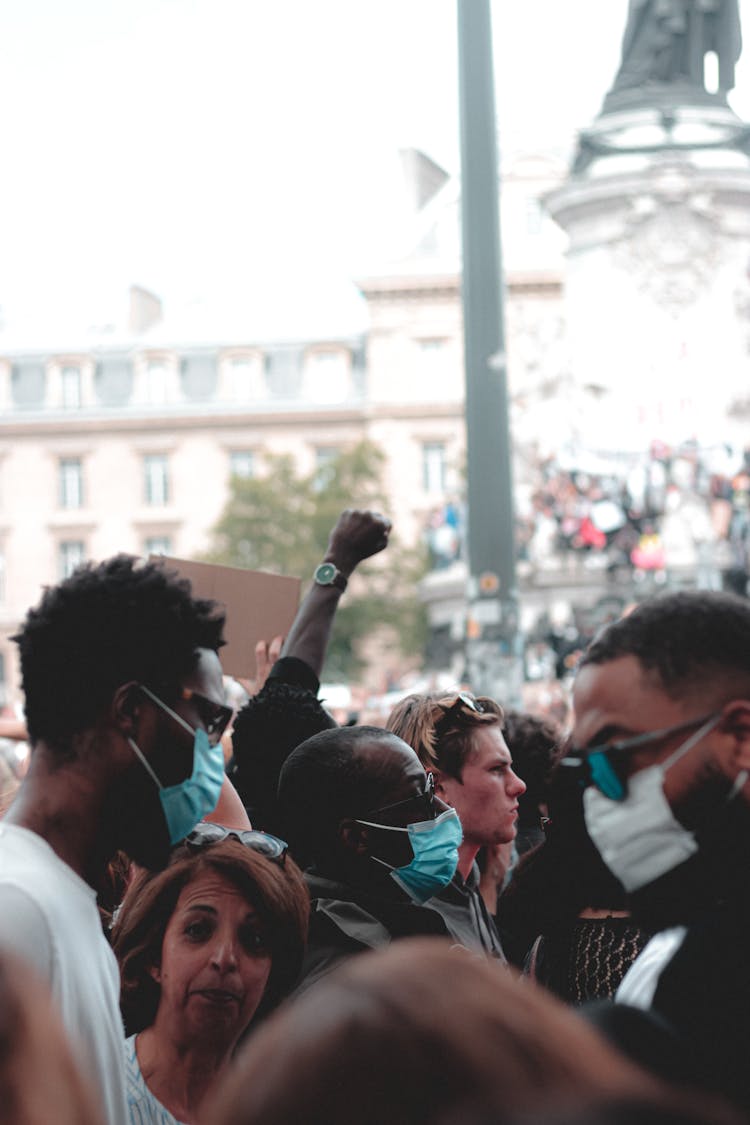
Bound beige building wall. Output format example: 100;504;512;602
0;149;567;710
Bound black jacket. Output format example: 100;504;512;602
297;867;506;992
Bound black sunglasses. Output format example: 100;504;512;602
363;772;437;823
180;687;234;744
184;822;288;864
434;692;485;732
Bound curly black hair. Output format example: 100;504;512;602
14;554;225;750
230;677;336;835
579;590;750;698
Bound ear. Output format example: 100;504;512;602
111;682;142;736
433;770;457;807
720;701;750;774
148;962;161;984
338;818;370;856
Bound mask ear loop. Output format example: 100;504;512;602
660;712;749;804
728;769;749;803
127;737;163;790
661;712;724;773
354;819;407;832
139;684;196;737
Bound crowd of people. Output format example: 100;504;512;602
516;442;750;587
0;507;749;1123
424;442;750;589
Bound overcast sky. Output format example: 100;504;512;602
3;1;750;325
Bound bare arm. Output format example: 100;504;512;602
279;508;392;677
207;774;252;830
0;718;28;741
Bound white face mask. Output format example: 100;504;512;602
583;713;724;893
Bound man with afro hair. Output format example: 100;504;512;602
0;554;229;1124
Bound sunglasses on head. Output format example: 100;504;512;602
184;822;288;864
433;692;486;742
180;688;234;744
442;692;484;716
434;691;485;731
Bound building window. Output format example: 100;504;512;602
61;366;82;409
416;339;450;387
264;348;302;398
59;458;83;509
59;540;85;580
314;446;339;491
422;442;447;495
144;455;169;506
144;535;172;557
11;362;45;408
217;352;266;403
218;353;265;403
181;355;216;401
229;450;255;480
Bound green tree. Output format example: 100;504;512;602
204;441;428;681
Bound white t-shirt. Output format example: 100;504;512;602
0;823;128;1125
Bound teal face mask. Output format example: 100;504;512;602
128;685;226;845
356;807;463;904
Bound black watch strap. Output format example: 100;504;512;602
313;562;348;592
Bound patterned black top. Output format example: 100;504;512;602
525;916;651;1004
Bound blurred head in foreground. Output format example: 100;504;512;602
209;937;694;1125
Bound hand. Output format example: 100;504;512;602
325;509;392;576
236;635;284;697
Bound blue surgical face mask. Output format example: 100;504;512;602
355;807;463;904
128;685;226;845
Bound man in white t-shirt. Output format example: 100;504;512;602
0;554;230;1125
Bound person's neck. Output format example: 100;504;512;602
4;738;112;889
320;856;409;901
136;1023;235;1123
457;840;479;881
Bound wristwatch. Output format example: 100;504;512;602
313;561;348;592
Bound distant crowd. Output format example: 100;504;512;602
518;442;750;584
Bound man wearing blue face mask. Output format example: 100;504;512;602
568;589;750;1112
277;725;504;992
0;555;231;1125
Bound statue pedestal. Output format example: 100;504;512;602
546;103;750;454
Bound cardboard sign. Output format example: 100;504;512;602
154;556;301;679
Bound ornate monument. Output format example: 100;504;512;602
573;0;750;174
607;0;741;109
546;0;750;455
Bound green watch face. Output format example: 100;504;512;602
315;563;337;584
